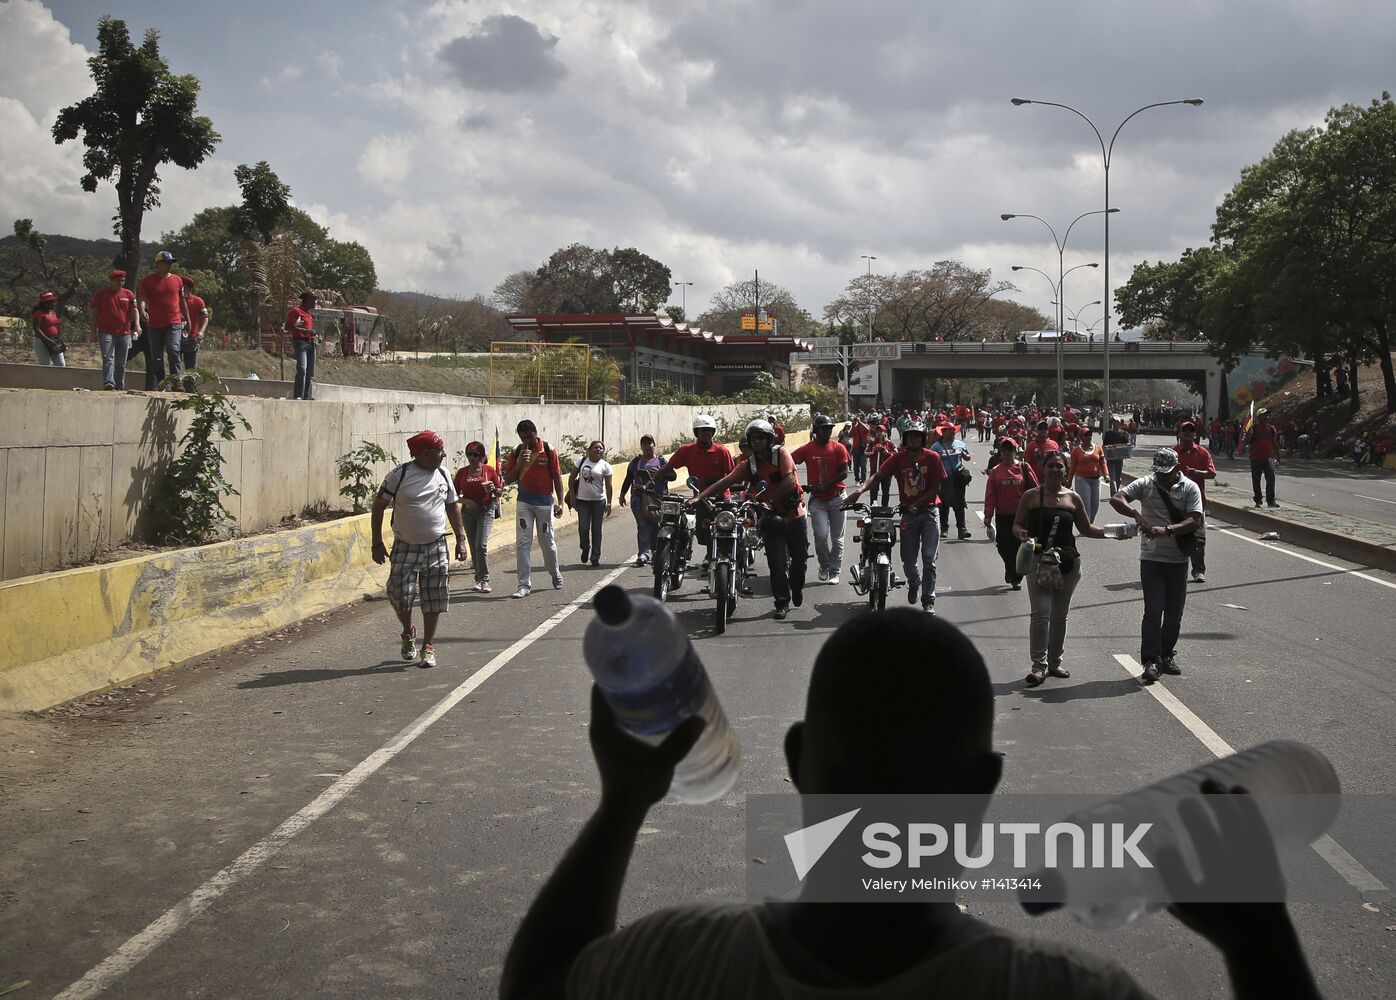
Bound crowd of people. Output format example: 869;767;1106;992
28;249;319;397
365;399;1253;688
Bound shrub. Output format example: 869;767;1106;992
337;440;393;513
151;369;251;544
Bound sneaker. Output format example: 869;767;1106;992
103;381;116;390
792;583;804;608
922;601;936;615
907;580;919;605
552;576;564;589
1010;581;1022;591
1160;656;1182;676
1266;502;1280;508
1191;571;1205;583
635;555;646;567
958;529;972;540
773;605;789;620
419;644;437;668
480;581;492;594
817;567;831;583
580;550;590;564
1141;661;1161;685
399;630;417;660
513;586;531;599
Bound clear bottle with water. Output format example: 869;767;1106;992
583;585;741;804
1020;740;1340;928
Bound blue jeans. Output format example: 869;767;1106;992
152;324;185;384
807;493;847;575
852;449;868;482
99;332;129;387
293;338;317;399
1074;476;1102;521
461;505;494;582
1250;459;1276;505
630;497;658;558
33;336;65;366
575;498;605;562
181;334;200;384
900;509;941;605
1140;559;1189;664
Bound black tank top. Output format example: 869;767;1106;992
1026;491;1077;551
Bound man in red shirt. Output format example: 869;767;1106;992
138;250;190;389
792;414;851;584
90;269;140;389
845;422;946;613
850;414;870;483
504;418;566;597
1023;422;1062;480
179;276;210;389
1175;420;1216;582
664;414;736;568
1246;407;1281;507
285;290;318;400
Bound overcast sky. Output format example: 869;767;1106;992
4;0;1394;330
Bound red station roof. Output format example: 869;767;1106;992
505;313;815;359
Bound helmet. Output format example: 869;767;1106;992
813;414;836;430
745;419;775;441
902;421;928;441
692;414;717;431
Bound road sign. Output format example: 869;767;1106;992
741;312;775;331
802;337;844;364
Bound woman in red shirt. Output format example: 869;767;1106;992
454;441;504;593
983;438;1038;589
31;291;66;367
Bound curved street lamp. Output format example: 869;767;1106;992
1010;97;1203;414
1066;299;1103;337
1003;207;1114;409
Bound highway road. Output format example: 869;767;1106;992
4;472;1394;999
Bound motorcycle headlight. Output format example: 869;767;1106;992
662;499;682;515
872;517;894;533
714;510;737;532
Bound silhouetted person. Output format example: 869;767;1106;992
501;611;1323;999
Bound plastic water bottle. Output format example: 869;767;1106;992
1020;740;1340;928
1104;522;1139;540
583;585;741;804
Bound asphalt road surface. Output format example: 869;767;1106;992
1133;430;1396;527
4;472;1395;999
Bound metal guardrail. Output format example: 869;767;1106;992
889;340;1216;355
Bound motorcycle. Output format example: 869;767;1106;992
702;497;762;634
843;502;902;611
653;476;699;601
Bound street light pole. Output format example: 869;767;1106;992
860;254;877;343
1002;209;1113;411
673;281;693;319
1010;97;1203;417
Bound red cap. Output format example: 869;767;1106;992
999;437;1021;450
1178;420;1197;431
407;430;445;455
108;269;126;279
773;425;785;436
39;290;57;302
180;275;196;288
465;440;486;456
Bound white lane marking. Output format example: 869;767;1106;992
1354;493;1396;506
1215;528;1396;592
56;561;637;1000
1112;654;1389;900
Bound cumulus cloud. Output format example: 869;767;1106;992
438;14;567;93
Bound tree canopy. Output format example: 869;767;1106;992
52;17;220;285
1117;93;1396;412
698;277;819;339
506;243;673;314
823;262;1017;343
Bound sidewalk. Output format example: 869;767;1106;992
1120;451;1396;571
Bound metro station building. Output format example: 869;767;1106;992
505;313;814;396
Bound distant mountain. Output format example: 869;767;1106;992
0;233;158;263
378;289;469;308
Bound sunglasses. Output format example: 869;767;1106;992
467;452;485;458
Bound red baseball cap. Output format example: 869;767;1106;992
39;290;57;302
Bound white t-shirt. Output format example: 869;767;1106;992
380;462;457;544
575;458;612;502
568;904;1155;1000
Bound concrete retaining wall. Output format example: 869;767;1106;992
0;384;799;581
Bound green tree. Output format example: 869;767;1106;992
698;277;819;339
608;246;672;311
519;244;672;314
1202;95;1396;412
234;161;291;243
1116;246;1225;341
52;17;220;287
822;262;1015;343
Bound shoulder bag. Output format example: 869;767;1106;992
1153;481;1199;556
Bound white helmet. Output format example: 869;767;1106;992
745;419;775;440
692;414;717;431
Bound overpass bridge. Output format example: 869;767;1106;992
863;341;1227;417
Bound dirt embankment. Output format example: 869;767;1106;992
1251;362;1394;455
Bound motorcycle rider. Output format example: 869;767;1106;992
662;414;736;571
792;414;851;584
846;421;946;614
695;420;808;620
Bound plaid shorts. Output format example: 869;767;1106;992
387;536;451;614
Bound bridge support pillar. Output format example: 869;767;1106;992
1204;363;1224;422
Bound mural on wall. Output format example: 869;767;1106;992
1227;354;1302;410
